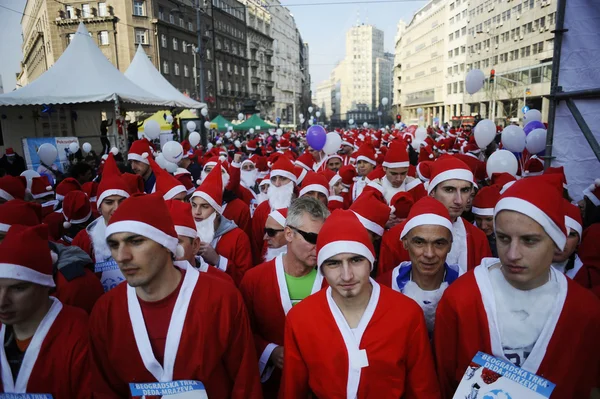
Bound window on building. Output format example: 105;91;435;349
208;70;213;81
98;31;109;45
134;28;148;44
66;5;75;18
461;45;466;54
218;61;223;72
182;41;187;52
449;33;454;41
133;0;145;16
184;65;189;77
206;49;211;59
169;13;174;23
454;65;459;74
227;63;231;73
453;82;458;93
448;67;452;75
241;68;244;76
219;80;224;92
98;2;108;16
234;65;238;74
450;17;454;24
158;6;164;20
450;2;455;10
188;21;193;31
531;67;542;83
173;38;178;50
82;4;91;17
227;82;231;92
161;34;167;48
461;27;467;36
235;83;239;92
448;50;453;58
459;81;464;93
163;61;169;74
447;83;452;95
174;63;180;75
179;17;184;27
67;33;75;44
454;48;459;56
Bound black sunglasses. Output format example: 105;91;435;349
288;226;318;245
265;227;284;237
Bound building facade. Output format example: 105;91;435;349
392;21;406;116
444;0;469;122
314;79;333;121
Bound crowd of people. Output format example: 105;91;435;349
0;120;599;398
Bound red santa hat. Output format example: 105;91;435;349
259;173;271;188
149;158;187;200
295;152;315;171
321;169;342;188
523;155;544;177
316;210;375;269
106;193;183;257
389;192;414;219
174;168;195;195
0;224;56;287
349;191;389;237
300;172;329;198
472;185;501;216
30;176;54;200
277;139;290;150
165;199;197;239
563;199;582;242
424;156;474;194
268;208;288;228
354;143;377;166
0;199;42;233
417;145;435;164
191;161;224;214
97;153;131;208
338;165;357;187
383;140;409;169
270;157;297;184
82;181;99;204
495;176;567;250
582;178;600;206
400;196;453;239
543;166;568;189
128;139;154;164
246;140;258;152
491;172;517;194
62;191;92;229
122;173;144;195
406;178;428;203
55;177;82;201
0;175;27;202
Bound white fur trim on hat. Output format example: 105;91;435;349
471;207;494;217
405;178;423;191
583;179;600;206
494;197;567;250
97;189;130;210
328;174;342;188
127;153;150;165
271;169;298;184
0;263;55;287
499;180;516;195
105;220;179;254
382;161;410;169
400;213;453;239
191;191;223;214
268;210;286;227
0;189;14;202
565;215;582;242
318;240;375;270
0;223;10;233
163;185;187;200
427;168;474;194
62;210;92;228
300;184;329;198
328;195;344;203
356;155;376;166
175;225;197;239
351;210;384;237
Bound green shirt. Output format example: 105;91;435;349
285;269;318;306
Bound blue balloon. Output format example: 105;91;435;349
306;125;327;151
524;120;545;135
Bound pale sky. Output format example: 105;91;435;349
0;0;426;92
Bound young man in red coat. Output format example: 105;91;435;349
240;197;330;398
191;162;253;286
281;210;441;399
434;177;600;399
89;192;262;398
378;156;491;276
0;224;90;398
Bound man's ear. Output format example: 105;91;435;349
402;238;409;251
192;237;201;253
284;226;294;243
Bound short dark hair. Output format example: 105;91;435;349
69;162;93;179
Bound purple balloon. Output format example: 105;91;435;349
306;125;327;151
524;120;545;135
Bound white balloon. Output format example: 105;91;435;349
234;140;241;148
525;128;547;154
162;141;184;163
228;126;233;132
309;119;314;126
165;161;178;173
189;132;201;147
323;133;342;155
348;119;355;125
201;108;209;117
249;128;255;134
186;121;197;132
20;170;41;183
225;132;232;139
276;128;283;136
68;142;80;153
417;107;423;114
411;139;425;151
238;113;244;120
486;150;519;177
501;125;526;152
363;122;369;128
474;119;496;148
166;115;174;123
37;143;58;165
308;106;314;113
381;97;389;106
316;111;321;118
415;127;427;141
82;142;92;153
299;113;304;119
300;119;305;124
465;68;486;95
155;153;167;169
144;120;161;140
523;109;542;124
207;143;213;150
204;121;211;129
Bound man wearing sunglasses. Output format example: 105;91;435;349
240;197;330;399
262;209;289;262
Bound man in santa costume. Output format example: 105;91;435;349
28;175;56;218
280;209;440;398
376;140;416;204
0;175;26;204
250;157;298;265
299;171;330;206
325;154;343;172
0;224;90;398
240;197;329;398
377;197;458;335
127;139;155;194
89;192;262;397
190;162;253;285
350;143;377;202
260;208;289;263
472;185;502;257
434;177;600;398
148;158;188;201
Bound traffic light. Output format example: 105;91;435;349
490;69;495;83
396;114;402;122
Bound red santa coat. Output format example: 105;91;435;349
0;299;91;398
212;222;253;286
568;224;600;298
222;198;252;241
72;228;93;259
239;255;326;399
89;265;263;398
53;269;104;314
434;259;600;399
281;281;441;399
378;217;491;277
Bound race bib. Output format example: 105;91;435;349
453;352;555;399
129;381;207;399
0;394;53;399
95;259;119;273
95;259;125;292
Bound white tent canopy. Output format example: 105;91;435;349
0;23;169;107
125;45;205;109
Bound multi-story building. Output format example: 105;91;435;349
444;0;469;122
397;0;448;126
392;21;406;116
376;52;394;123
300;40;312;118
464;0;556;122
314;79;333;120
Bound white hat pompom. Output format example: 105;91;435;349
175;244;185;259
50;251;58;265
